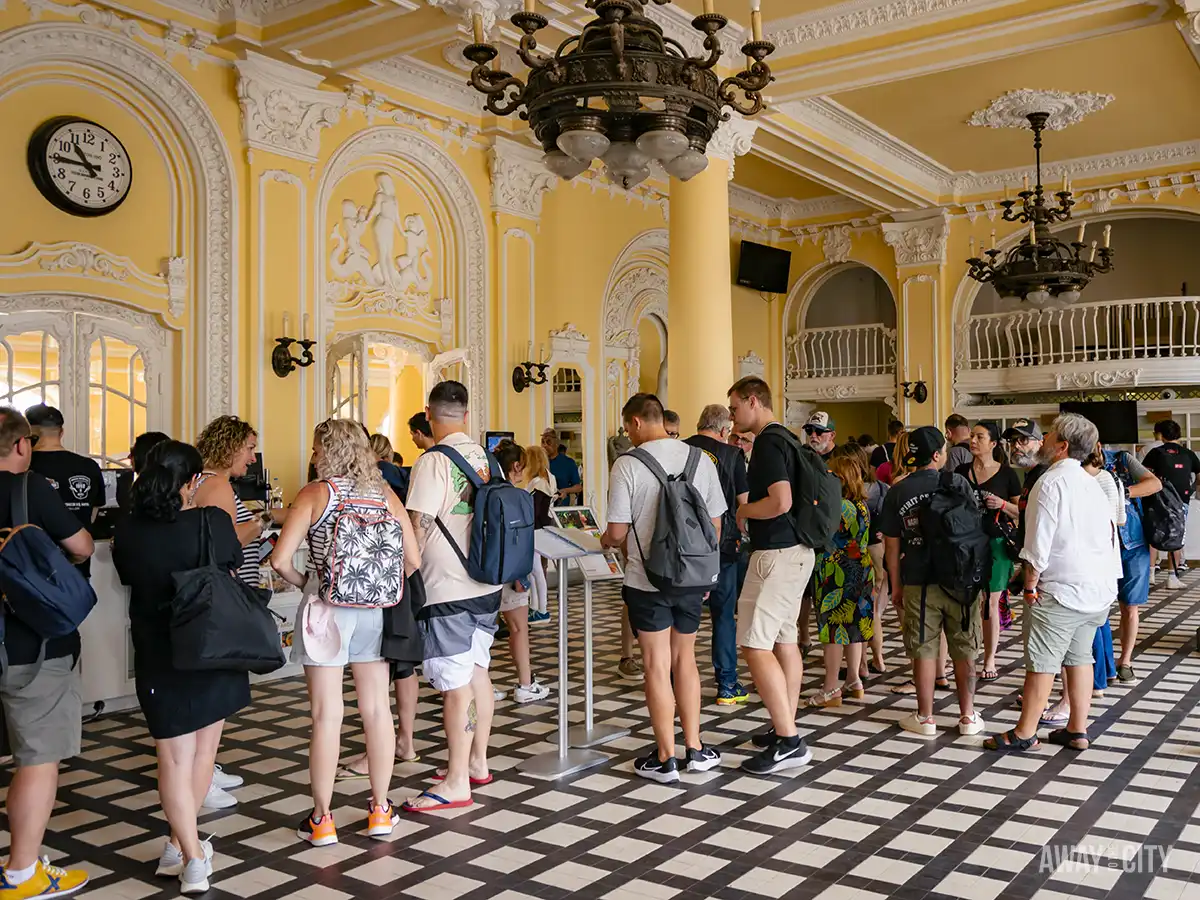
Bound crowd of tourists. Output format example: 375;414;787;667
0;374;1190;898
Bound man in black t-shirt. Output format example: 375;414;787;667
26;404;104;578
871;419;905;470
728;377;815;776
0;407;94;897
1140;419;1200;584
686;404;750;706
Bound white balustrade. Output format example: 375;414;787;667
964;297;1200;370
787;323;897;380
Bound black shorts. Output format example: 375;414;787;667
390;662;417;681
623;586;704;636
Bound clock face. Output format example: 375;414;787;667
28;117;132;216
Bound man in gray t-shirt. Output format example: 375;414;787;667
943;414;973;473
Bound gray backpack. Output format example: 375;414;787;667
627;447;720;594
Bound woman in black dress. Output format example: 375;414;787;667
113;441;249;895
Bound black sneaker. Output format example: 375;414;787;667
633;751;680;784
751;727;777;749
741;736;813;776
685;745;721;773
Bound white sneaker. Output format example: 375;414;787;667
515;682;550;704
211;764;243;791
1151;567;1160;586
1168;573;1183;591
493;688;506;701
180;857;210;895
201;783;237;810
958;712;985;736
156;839;213;878
899;711;937;736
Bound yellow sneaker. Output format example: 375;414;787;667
0;858;89;898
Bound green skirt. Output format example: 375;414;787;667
987;536;1012;594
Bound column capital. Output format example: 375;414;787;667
426;0;521;35
707;116;758;180
880;208;951;268
235;52;344;164
488;137;557;223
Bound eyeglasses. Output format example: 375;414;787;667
666;429;680;439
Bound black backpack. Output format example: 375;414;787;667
1142;480;1187;552
913;472;991;639
770;426;842;552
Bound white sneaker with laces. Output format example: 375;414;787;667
211;764;243;791
201;783;237;810
156;839;214;878
515;682;550;704
899;711;937;736
1151;567;1160;586
493;688;506;701
958;713;985;736
180;857;210;895
1168;573;1184;591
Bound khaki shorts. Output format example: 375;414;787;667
1023;590;1108;674
901;585;981;663
1;655;82;767
737;545;816;651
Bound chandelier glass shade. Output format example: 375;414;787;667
966;112;1114;305
460;0;775;183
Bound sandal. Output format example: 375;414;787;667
979;669;1000;682
890;680;917;695
868;662;886;675
805;688;842;708
983;729;1040;753
1047;729;1090;751
1039;711;1070;729
935;678;951;690
843;681;865;700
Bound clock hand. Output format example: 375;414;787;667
50;154;99;175
72;141;99;177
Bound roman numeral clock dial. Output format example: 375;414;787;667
28;116;133;217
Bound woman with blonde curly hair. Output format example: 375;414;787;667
271;419;421;847
193;416;265;587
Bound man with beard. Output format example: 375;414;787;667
1005;419;1048;544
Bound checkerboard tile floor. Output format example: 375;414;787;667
6;573;1200;900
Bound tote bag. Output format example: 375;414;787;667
170;509;286;675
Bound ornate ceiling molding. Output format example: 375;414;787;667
881;208;950;267
488;137;557;223
708;117;758;180
361;57;483;116
767;0;1018;53
822;225;852;263
152;0;321;26
1177;0;1200;63
967;89;1114;131
426;0;520;35
235;53;344;163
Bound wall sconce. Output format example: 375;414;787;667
272;313;316;378
512;342;549;393
901;380;928;404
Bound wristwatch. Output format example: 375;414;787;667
1023;587;1039;601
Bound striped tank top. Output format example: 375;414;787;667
196;472;263;586
306;476;387;580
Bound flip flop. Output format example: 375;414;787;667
432;770;494;786
1039;712;1070;728
935;678;952;690
889;680;917;695
979;670;1000;682
402;790;472;814
335;764;369;781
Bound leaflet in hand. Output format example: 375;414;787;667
544;526;605;554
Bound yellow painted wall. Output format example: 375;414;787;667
637;317;662;396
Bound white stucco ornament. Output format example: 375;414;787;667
967;89;1114;131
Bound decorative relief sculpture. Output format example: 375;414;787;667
327;172;435;317
1055;369;1143;390
967;89;1113;131
822;225;852;264
738;350;765;379
164;257;187;318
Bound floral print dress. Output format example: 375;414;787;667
815;498;876;645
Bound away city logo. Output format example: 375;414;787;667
1038;843;1172;873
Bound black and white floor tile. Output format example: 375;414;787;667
5;573;1200;900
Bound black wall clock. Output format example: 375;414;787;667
28;116;133;217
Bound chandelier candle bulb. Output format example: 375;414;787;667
524;0;534;12
969;237;975;257
1076;223;1086;244
750;0;762;41
990;229;996;250
282;312;291;337
472;11;484;43
1004;184;1010;201
1089;240;1098;262
1103;224;1112;248
1062;172;1068;192
703;0;714;14
1023;173;1029;192
302;313;310;341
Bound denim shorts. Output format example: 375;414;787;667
1118;544;1151;607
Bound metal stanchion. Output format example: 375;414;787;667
519;558;609;777
567;577;629;748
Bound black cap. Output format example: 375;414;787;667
904;426;945;467
1002;419;1042;441
25;404;64;428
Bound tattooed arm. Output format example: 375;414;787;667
409;509;435;552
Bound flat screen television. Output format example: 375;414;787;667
1058;400;1139;444
485;431;515;453
736;240;791;294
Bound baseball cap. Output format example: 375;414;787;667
300;597;342;664
1002;419;1043;441
25;404;65;428
903;426;945;467
804;411;836;434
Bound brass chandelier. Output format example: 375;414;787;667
966;111;1114;306
460;0;775;187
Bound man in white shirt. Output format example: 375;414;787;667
404;381;502;811
985;413;1121;754
602;393;726;783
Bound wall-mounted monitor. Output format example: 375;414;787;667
1058;400;1139;445
736;240;792;294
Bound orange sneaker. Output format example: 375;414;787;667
297;812;337;846
367;800;399;839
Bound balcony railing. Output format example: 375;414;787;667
786;323;897;380
964;297;1200;370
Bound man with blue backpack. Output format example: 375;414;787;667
403;382;534;813
0;407;96;899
